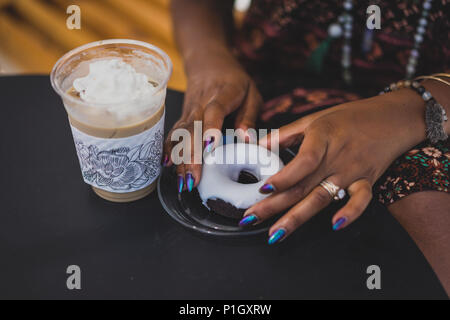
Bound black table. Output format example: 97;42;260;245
0;75;446;299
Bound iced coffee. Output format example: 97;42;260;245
51;40;172;202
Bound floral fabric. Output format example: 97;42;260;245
375;141;450;204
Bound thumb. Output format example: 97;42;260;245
259;117;307;150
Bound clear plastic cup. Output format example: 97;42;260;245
51;39;172;202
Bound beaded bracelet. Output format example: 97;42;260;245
379;80;448;143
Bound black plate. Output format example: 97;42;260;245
158;148;295;237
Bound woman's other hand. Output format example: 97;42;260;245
163;50;262;192
167;0;262;192
242;88;429;243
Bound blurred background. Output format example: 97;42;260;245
0;0;251;91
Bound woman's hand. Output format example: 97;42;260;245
241;88;428;244
164;50;262;192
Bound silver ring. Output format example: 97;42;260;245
319;180;346;201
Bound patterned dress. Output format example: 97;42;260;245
234;0;449;204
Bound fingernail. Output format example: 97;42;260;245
268;228;286;245
162;155;169;167
204;137;214;152
186;172;194;192
177;175;184;194
333;217;348;231
239;214;258;227
259;183;275;194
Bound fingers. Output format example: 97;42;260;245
259;117;305;150
267;177;341;244
163;119;187;168
259;130;327;194
331;179;372;231
175;163;186;194
166;82;248;192
163;87;203;168
185;164;203;190
259;106;341;150
239;175;317;226
203;82;248;147
180;120;203;191
235;81;262;141
254;177;371;245
164;117;203;193
203;101;225;152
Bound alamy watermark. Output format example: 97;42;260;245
366;265;382;290
66;5;81;30
366;5;381;30
66;265;81;290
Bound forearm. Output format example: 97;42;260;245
170;0;236;75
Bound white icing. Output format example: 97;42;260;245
73;59;158;118
197;143;284;210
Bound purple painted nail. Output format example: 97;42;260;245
259;183;275;194
186;172;194;192
239;214;258;227
177;175;184;194
333;217;348;231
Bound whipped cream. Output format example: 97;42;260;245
73;59;157;105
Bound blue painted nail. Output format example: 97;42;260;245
333;217;348;231
259;183;275;194
204;137;214;152
268;228;286;245
177;175;184;194
239;214;258;227
186;173;194;192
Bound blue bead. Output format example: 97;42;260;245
415;34;423;43
419;18;428;26
344;1;353;10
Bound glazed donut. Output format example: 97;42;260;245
197;143;284;219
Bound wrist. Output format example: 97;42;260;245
378;88;427;145
376;77;450;146
183;43;239;76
